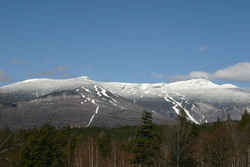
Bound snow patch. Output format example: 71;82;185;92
100;87;118;103
80;94;85;98
83;87;90;93
164;95;200;125
94;85;102;97
86;104;100;127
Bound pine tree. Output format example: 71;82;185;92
97;132;112;158
20;125;67;167
239;109;250;130
131;111;161;167
0;127;14;165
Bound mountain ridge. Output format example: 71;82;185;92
0;76;249;128
0;76;239;90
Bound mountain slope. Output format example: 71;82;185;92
0;77;249;128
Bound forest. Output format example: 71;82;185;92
0;109;250;167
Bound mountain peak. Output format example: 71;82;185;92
168;79;217;89
167;79;237;90
77;76;90;80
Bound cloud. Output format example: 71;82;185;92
189;71;210;79
200;45;208;52
155;62;250;82
0;70;10;82
212;62;250;82
28;66;70;77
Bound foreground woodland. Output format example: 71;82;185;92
0;109;250;167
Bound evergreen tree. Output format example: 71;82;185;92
98;132;112;158
239;109;250;130
0;127;14;165
131;111;161;167
20;125;67;167
169;108;195;167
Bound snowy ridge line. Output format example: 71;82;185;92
164;95;200;125
101;79;239;99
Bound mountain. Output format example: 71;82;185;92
0;77;249;129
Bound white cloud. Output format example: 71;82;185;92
156;62;250;82
212;62;250;82
189;71;210;79
0;70;10;82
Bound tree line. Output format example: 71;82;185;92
0;109;250;167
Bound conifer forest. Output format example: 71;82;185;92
1;109;250;167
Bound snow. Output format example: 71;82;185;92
165;96;180;115
0;77;238;95
82;87;90;93
86;101;100;127
164;95;200;124
80;94;85;98
101;88;109;97
0;76;246;104
94;85;102;97
93;85;118;104
167;79;219;90
101;79;239;99
0;76;93;97
173;104;180;115
20;78;50;84
220;84;238;88
100;87;118;103
0;76;249;125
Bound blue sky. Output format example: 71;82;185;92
0;0;250;87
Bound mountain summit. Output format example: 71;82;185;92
0;77;248;129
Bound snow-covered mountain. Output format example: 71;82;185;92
0;76;249;128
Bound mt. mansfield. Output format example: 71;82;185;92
0;76;249;129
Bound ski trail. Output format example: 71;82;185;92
77;88;101;127
94;85;102;96
164;95;200;125
86;99;100;127
86;105;100;127
95;85;118;105
100;87;117;103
